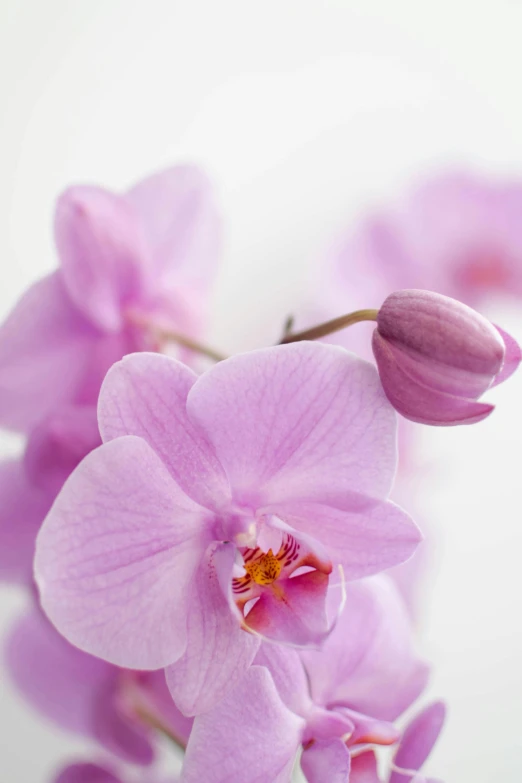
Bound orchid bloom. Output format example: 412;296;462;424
5;605;191;765
179;575;430;782
35;343;421;716
372;290;521;425
0;166;221;433
351;701;446;783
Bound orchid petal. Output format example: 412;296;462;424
0;273;93;432
98;352;230;509
349;751;381;783
54;763;122;783
55;186;148;332
165;544;259;716
181;666;304;783
373;331;494;425
126;165;221;298
301;576;429;722
186;342;397;506
253;643;311;717
389;702;446;783
269;496;421;580
0;459;51;585
300;739;351;783
24;405;100;494
491;325;521;386
35;436;211;669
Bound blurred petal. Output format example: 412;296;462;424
269;496;421;580
349;751;381;783
0;273;93;432
301;576;429;722
187;343;397;506
181;666;304;783
98;352;230;509
389;702;446;783
373;331;494;425
35;436;211;669
55;186;147;332
0;459;51;585
165;544;259;716
126;165;221;297
54;763;122;783
491;325;521;386
301;739;351;783
24;405;100;494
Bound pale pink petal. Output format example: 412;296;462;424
0;459;52;585
301;576;429;722
24;405;100;494
35;436;212;669
268;496;421;580
181;666;304;783
98;353;230;509
300;739;351;783
54;763;122;783
136;671;194;747
55;186;148;332
0;273;94;432
372;330;494;425
389;702;446;783
187;343;397;507
350;751;381;783
491;325;521;386
254;644;311;717
165;544;259;716
126;165;221;298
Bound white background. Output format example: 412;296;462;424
1;1;522;780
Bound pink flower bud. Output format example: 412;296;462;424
372;289;521;425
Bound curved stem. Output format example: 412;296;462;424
279;309;379;344
126;309;227;362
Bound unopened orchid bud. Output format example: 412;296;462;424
372;289;521;426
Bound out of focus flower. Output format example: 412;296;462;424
180;576;431;783
35;344;420;716
351;701;446;783
372;290;521;425
0;166;221;432
5;605;192;765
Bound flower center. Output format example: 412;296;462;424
243;549;282;585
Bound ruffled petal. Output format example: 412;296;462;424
186;342;397;506
0;273;94;432
0;459;52;585
300;739;351;783
491;325;521;387
35;436;212;669
165;544;259;716
267;496;421;580
373;330;494;425
181;666;304;783
98;352;230;509
55;186;148;332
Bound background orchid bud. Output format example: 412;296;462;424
372;289;521;426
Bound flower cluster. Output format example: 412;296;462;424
1;167;520;783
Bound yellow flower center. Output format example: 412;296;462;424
243;549;282;585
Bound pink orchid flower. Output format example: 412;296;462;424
179;575;429;782
351;701;446;783
35;343;421;716
372;290;520;426
54;761;175;783
0;166;221;433
6;605;192;766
